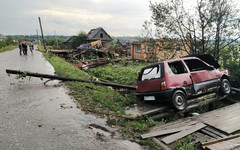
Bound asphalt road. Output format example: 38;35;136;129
0;48;141;150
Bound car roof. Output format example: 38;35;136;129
141;56;199;69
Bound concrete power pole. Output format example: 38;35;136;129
38;17;47;51
36;29;39;45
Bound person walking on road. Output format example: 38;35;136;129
29;42;34;54
18;41;22;55
22;42;28;55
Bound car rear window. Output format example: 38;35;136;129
140;63;164;81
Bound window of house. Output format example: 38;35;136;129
136;44;141;53
100;33;103;38
176;44;182;53
167;61;187;76
146;44;149;53
184;59;209;72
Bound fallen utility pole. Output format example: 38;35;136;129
6;69;136;90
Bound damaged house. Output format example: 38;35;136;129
86;27;112;47
131;40;192;62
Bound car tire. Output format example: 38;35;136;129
172;90;187;111
220;79;231;95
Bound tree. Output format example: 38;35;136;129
71;31;87;49
5;36;14;46
149;0;240;61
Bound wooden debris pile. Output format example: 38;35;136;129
76;57;132;69
201;134;240;150
140;102;240;149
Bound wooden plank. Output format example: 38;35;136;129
149;119;198;133
161;123;206;144
202;134;240;149
204;126;228;138
152;138;172;150
200;129;221;139
141;125;191;139
231;87;240;93
141;106;168;116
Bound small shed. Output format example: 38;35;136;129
62;36;76;47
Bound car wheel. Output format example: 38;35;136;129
220;79;231;95
172;90;187;111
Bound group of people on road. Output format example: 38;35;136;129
18;41;34;55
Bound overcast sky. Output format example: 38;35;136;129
0;0;239;37
0;0;154;36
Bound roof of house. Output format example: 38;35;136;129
86;27;112;41
117;39;137;46
0;34;7;39
62;36;75;43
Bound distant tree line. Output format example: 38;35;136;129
0;36;15;49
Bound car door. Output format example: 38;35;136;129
166;60;193;94
184;59;219;93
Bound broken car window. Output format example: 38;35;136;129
184;59;209;72
167;61;187;75
141;65;162;81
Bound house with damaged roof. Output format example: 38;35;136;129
86;27;112;47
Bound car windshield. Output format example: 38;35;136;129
141;64;163;81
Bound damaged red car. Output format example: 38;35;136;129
136;54;231;111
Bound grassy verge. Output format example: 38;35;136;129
86;62;148;85
43;53;137;115
0;45;18;53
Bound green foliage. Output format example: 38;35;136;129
172;135;195;150
86;62;148;85
122;118;165;138
45;37;63;49
5;36;14;46
0;41;6;49
218;45;240;82
0;45;18;53
71;31;87;49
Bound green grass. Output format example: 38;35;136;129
43;53;137;115
86;62;148;85
0;45;18;53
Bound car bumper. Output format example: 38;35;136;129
136;89;174;101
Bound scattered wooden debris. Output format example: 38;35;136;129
231;87;240;93
75;57;132;69
162;122;206;144
47;49;70;54
6;69;136;90
152;138;172;150
201;134;240;150
141;102;240;146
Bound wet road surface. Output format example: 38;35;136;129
0;48;141;150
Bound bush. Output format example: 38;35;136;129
0;41;6;48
